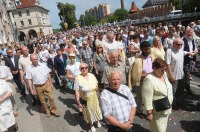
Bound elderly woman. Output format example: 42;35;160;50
93;42;107;90
142;58;173;132
74;63;102;132
0;79;16;132
66;52;81;90
128;34;141;66
151;36;165;61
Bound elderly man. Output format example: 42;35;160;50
26;54;60;117
19;46;38;106
182;29;198;94
4;48;25;96
128;41;153;119
101;69;136;132
79;39;94;72
165;38;194;110
102;50;127;88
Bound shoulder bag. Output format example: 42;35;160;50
153;75;171;112
106;87;128;100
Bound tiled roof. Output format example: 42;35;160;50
129;2;139;13
16;0;36;9
142;0;169;8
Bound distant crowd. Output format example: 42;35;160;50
0;18;200;132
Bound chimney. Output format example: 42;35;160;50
120;0;125;9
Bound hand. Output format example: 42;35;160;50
169;76;176;82
121;121;133;130
0;98;4;103
21;79;25;85
189;52;195;56
147;114;153;122
78;103;83;109
95;70;99;75
51;84;54;89
12;71;18;74
31;90;36;95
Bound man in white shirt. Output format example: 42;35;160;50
182;29;198;95
26;53;60;117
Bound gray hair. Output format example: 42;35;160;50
108;69;122;80
107;31;114;38
30;53;38;60
108;50;118;58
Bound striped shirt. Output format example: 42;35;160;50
100;85;137;123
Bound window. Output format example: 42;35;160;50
26;10;30;16
28;19;32;25
14;22;16;26
15;0;20;6
18;12;22;17
20;21;24;26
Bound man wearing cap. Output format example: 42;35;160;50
26;53;60;117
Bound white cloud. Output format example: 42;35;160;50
40;0;147;28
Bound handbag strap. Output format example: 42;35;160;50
106;87;129;100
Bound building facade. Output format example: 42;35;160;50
0;0;17;47
13;0;53;42
85;4;110;21
129;1;175;20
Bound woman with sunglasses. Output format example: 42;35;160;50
93;42;107;90
151;36;165;61
74;63;102;132
142;58;173;132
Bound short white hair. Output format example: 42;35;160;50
108;69;122;80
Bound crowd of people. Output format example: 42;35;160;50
0;18;200;132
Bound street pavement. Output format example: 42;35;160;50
2;60;199;132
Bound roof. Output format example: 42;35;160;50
129;2;139;13
142;0;169;8
16;0;36;9
16;0;49;11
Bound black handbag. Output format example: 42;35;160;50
153;96;171;112
153;74;171;112
80;98;87;107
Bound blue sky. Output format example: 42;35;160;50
40;0;147;29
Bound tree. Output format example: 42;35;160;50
169;0;182;10
114;8;128;21
79;15;97;26
57;2;77;29
107;15;117;23
182;0;200;13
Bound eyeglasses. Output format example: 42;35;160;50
97;47;102;49
81;67;88;70
176;43;183;46
161;68;167;72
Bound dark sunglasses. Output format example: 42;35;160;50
176;43;183;46
81;67;88;70
97;47;102;49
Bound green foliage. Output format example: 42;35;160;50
99;18;107;24
182;0;200;13
114;9;128;21
79;14;97;26
57;2;77;29
53;29;60;34
169;0;182;10
107;15;117;23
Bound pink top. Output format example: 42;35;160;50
142;55;153;74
